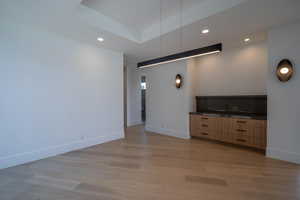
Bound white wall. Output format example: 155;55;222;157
186;59;198;113
194;42;268;96
143;61;190;139
126;63;143;126
126;59;196;139
0;21;124;169
267;21;300;164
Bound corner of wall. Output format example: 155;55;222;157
267;147;300;164
145;125;190;139
127;120;143;127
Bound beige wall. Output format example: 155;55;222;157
267;21;300;164
0;20;124;169
193;41;268;96
126;62;143;126
144;60;190;139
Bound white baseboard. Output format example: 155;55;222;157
0;130;124;170
145;126;190;139
127;120;143;127
267;147;300;164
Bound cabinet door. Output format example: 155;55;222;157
232;119;252;132
190;115;209;139
252;120;267;149
190;115;218;139
201;116;222;140
190;115;201;136
233;130;252;147
221;118;234;142
231;119;252;147
199;116;214;139
213;117;224;140
190;115;202;137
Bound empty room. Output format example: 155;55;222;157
1;0;300;199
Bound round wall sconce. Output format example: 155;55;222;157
175;74;183;89
276;59;294;82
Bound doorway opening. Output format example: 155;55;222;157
141;76;146;123
123;65;127;128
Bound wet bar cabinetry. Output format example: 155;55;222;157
190;114;267;150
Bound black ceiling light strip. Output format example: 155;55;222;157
137;43;222;69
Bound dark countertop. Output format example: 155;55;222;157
189;112;267;120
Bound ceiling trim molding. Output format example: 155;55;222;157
141;0;248;42
78;0;248;44
77;4;141;43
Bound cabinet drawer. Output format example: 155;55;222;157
233;129;252;146
234;128;251;136
191;115;218;130
199;125;209;133
190;114;267;150
234;137;252;146
190;115;212;128
199;116;210;121
199;131;210;139
233;119;251;130
193;130;211;139
199;122;209;128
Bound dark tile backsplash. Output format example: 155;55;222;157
196;95;267;116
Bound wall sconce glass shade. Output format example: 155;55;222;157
276;59;294;82
175;74;183;89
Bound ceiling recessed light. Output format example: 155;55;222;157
202;29;210;34
244;38;251;42
97;37;104;42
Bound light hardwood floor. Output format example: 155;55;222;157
1;125;300;200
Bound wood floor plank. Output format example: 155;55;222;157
26;175;80;190
185;175;228;186
0;125;300;200
108;161;140;169
75;183;116;195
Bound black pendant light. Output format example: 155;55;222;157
137;0;222;69
137;43;222;68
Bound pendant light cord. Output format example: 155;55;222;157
160;0;183;56
160;0;163;57
180;0;183;51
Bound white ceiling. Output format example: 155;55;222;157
80;0;248;42
1;0;300;64
82;0;206;32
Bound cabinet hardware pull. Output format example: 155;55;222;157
236;129;247;132
236;139;246;142
202;124;208;127
237;121;247;124
201;132;209;136
201;117;208;120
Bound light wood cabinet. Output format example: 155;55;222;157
190;115;213;139
190;114;267;150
